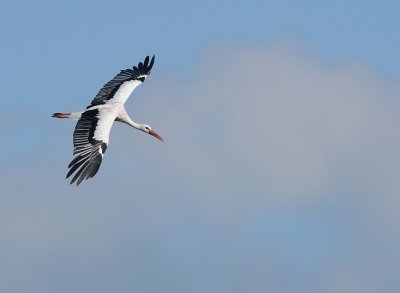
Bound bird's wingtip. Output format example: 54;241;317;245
148;55;155;71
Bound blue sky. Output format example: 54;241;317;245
1;1;400;292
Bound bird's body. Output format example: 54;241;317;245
53;55;163;185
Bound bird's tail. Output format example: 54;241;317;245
52;112;71;119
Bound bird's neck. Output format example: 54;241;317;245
128;120;144;130
117;107;144;130
122;116;142;130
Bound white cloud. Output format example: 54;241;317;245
140;42;400;214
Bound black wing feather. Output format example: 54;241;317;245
67;110;108;185
87;55;155;108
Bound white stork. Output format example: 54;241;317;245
52;55;163;185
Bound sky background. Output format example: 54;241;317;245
1;0;400;292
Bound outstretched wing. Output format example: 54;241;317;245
87;55;155;108
67;108;115;185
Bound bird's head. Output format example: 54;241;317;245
141;124;164;141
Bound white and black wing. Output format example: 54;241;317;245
87;55;155;108
67;108;115;185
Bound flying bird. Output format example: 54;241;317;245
52;55;163;185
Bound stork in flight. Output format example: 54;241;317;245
52;55;163;185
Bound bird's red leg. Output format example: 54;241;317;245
52;112;71;118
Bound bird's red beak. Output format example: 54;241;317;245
149;129;164;141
